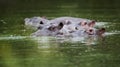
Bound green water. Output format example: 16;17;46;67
0;0;120;67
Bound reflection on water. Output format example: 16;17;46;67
0;32;120;67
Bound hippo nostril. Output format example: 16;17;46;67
89;29;93;32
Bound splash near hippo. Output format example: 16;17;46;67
25;16;105;37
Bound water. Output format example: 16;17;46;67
0;0;120;67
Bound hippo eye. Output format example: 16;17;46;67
75;27;78;30
40;21;44;24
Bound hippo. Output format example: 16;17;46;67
31;22;64;36
61;27;106;38
24;16;105;38
24;16;50;30
49;17;93;26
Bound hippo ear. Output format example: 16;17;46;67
57;22;64;30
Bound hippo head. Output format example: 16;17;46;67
85;28;106;36
32;22;64;36
24;17;49;30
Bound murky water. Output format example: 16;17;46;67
0;0;120;67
